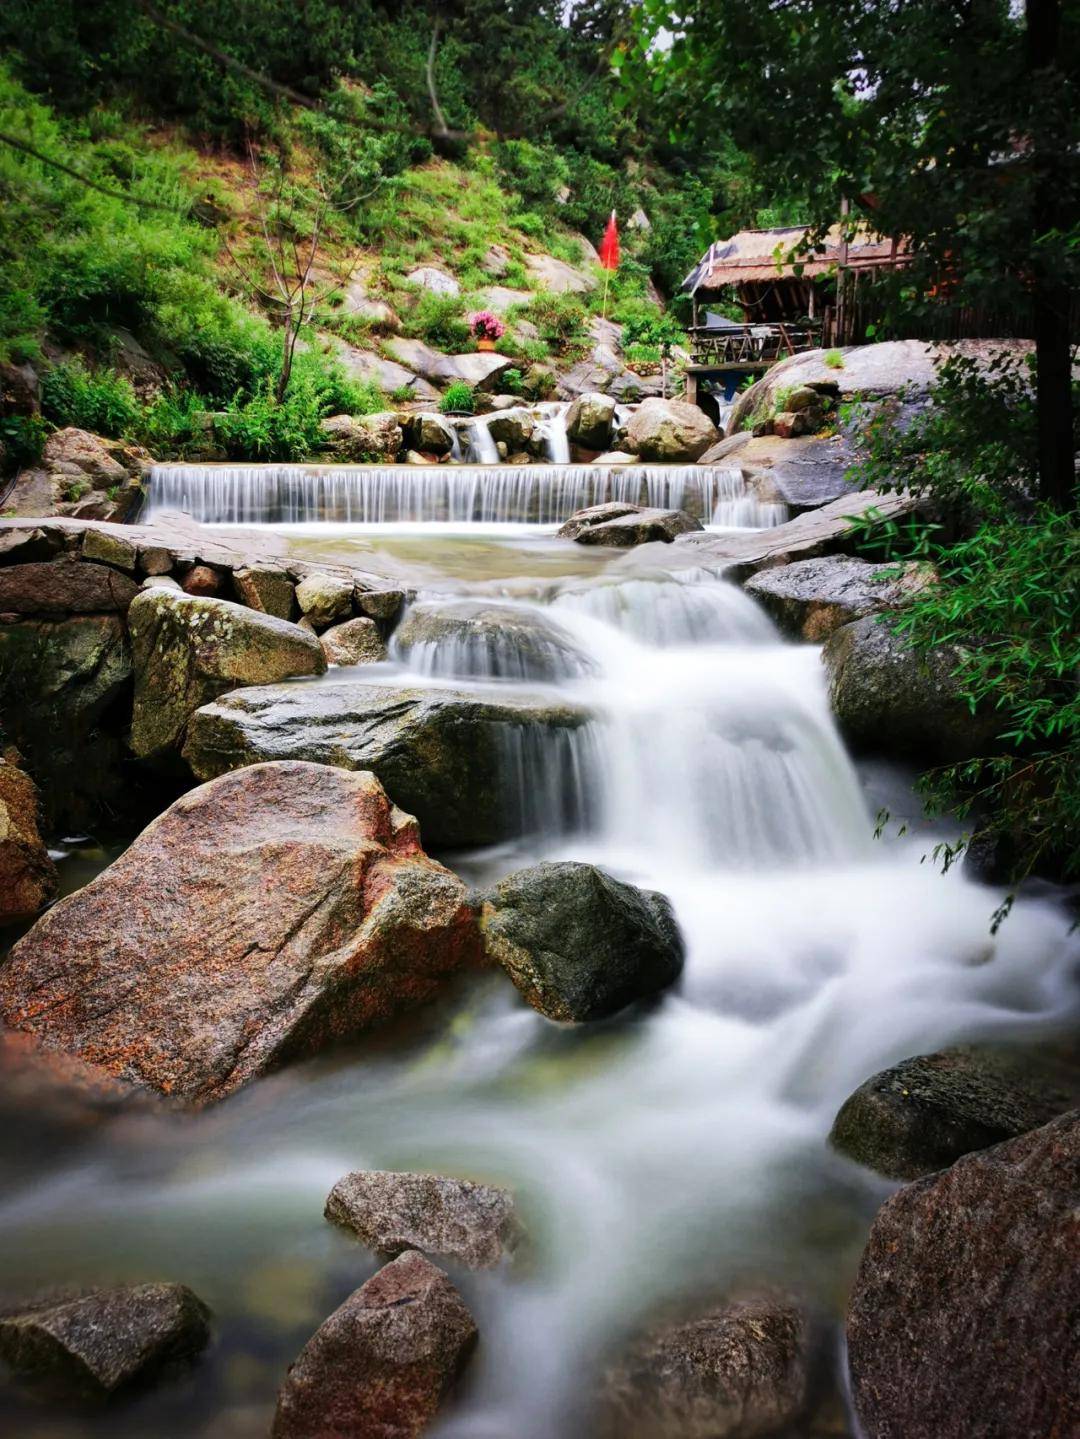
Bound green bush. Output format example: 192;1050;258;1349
439;381;474;415
0;413;46;470
403;291;470;352
41;358;139;437
524;292;588;355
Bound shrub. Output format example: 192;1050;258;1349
439;381;474;415
501;367;523;395
404;291;470;352
825;349;845;369
491;139;570;210
41;358;139;437
0;413;46;470
524;292;588;354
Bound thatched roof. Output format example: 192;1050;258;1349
683;225;900;293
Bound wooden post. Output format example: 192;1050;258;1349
836;196;851;345
685;370;698;408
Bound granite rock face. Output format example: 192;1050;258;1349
0;760;57;923
745;557;933;641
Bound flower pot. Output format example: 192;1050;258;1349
476;337;496;352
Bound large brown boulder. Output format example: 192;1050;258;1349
0;557;138;614
325;1170;523;1270
0;763;481;1103
272;1250;477;1439
847;1110;1080;1439
4;428;149;521
0;760;57;923
596;1292;813;1439
624;399;719;463
0;1283;210;1398
558;503;702;547
128;587;325;759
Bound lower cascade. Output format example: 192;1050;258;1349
146;461;786;527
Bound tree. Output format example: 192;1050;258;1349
623;0;1079;508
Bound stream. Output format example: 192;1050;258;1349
1;456;1078;1438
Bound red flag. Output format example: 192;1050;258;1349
599;210;620;271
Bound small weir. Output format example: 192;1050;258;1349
146;462;786;527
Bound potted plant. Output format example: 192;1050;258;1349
469;310;505;352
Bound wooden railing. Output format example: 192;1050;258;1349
688;322;822;367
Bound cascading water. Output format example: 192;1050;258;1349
4;469;1078;1439
146;462;786;527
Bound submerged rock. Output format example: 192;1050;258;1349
128;588;325;759
822;615;999;763
392;599;594;683
846;1110;1080;1439
272;1250;477;1439
596;1292;813;1439
0;760;57;923
0;1283;211;1397
745;557;933;642
830;1046;1080;1180
559;503;702;547
0;762;480;1103
321;616;387;666
183;680;594;849
325;1170;522;1270
624;398;719;463
477;861;684;1022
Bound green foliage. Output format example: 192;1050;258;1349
439;381;474;415
619;307;684;353
824;349;845;370
41;357;139;437
402;291;470;352
523;292;589;355
491;140;570;211
848;353;1080;908
0;413;46;467
500;367;524;395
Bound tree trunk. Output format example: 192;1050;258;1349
276;311;295;405
1028;0;1074;510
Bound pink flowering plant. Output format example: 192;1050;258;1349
468;310;506;342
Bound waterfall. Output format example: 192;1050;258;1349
497;719;605;841
146;463;786;528
464;420;500;465
534;402;571;464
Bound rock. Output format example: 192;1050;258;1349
356;587;406;621
325;1170;522;1270
0;557;138;614
128;589;325;760
138;544;174;576
483;244;511;277
477;285;532;313
625;399;720;463
744;557;934;641
387;339;514;393
0;1283;211;1397
0;526;64;565
772;410;815;440
486;409;534;450
340;279;401;331
405;449;436;465
0;615;132;830
295;572;353;628
321;617;387;666
142;574;182;591
0;763;480;1102
182;681;593;850
559;504;703;547
232;565;295;620
393;600;593;683
272;1251;477;1439
597;1292;813;1439
698;432;753;465
403;412;456;456
181;563;224;597
331;342;439;402
566;392;617;451
829;1046;1080;1180
525;252;594;293
594;451;635;464
322;411;402;462
477;862;684;1022
822;615;999;763
44;426;128;486
81;528;137;573
407;266;460;296
5;428;150;521
0;760;57;923
846;1110;1080;1439
0;359;41;415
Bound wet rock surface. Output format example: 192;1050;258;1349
744;557;932;641
559;502;702;546
0;1283;211;1397
830;1046;1080;1180
272;1250;477;1439
321;615;388;666
596;1292;813;1439
183;680;593;849
128;588;325;759
847;1109;1080;1439
326;1170;522;1269
392;599;594;682
0;762;480;1103
822;614;999;763
477;861;684;1022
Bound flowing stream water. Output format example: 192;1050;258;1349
2;460;1078;1438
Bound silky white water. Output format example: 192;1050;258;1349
1;518;1077;1439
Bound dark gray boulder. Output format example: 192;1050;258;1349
183;680;594;849
830;1046;1080;1180
596;1292;813;1439
272;1251;477;1439
822;615;999;763
559;503;703;547
745;557;933;642
847;1110;1080;1439
326;1170;523;1270
0;1283;210;1397
477;861;684;1021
